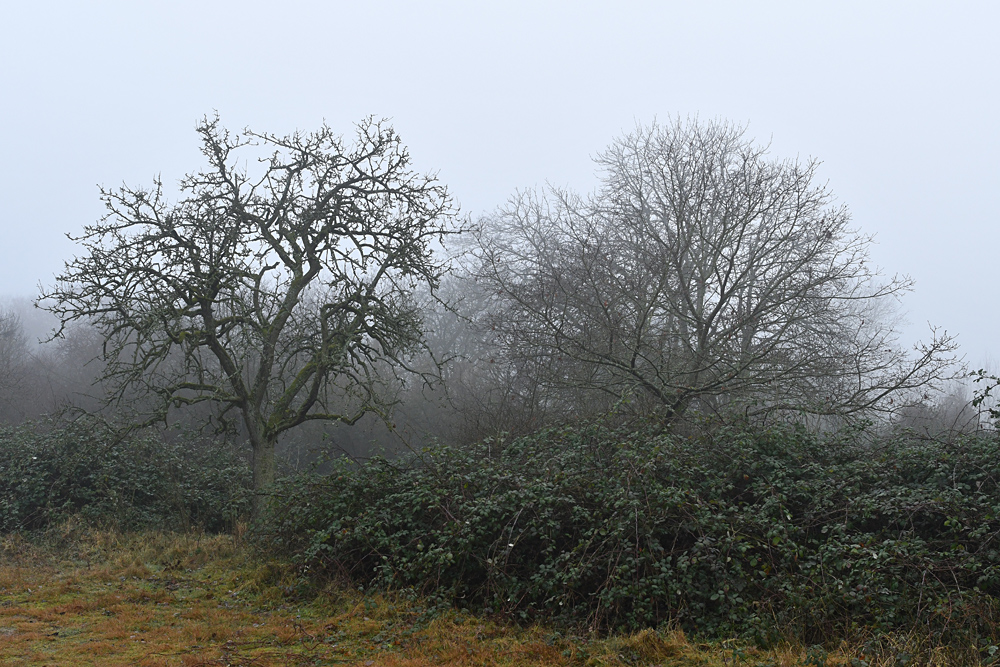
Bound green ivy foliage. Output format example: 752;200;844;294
268;422;1000;646
0;417;250;533
973;370;1000;423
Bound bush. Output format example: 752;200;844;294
268;421;1000;647
0;416;250;533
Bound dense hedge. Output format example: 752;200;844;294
0;417;250;532
269;422;1000;647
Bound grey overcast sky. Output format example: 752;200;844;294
1;1;997;364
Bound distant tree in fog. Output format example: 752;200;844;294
40;116;457;517
0;302;95;423
0;307;29;420
474;118;959;425
895;382;980;436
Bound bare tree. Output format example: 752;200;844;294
422;276;554;443
0;307;29;421
40;116;456;516
474;118;958;425
895;382;980;436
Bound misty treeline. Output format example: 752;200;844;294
0;117;991;454
7;117;1000;646
0;114;992;520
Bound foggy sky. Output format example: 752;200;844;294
1;1;997;366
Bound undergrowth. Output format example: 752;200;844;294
267;420;1000;655
0;415;250;533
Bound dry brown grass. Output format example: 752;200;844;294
0;527;988;666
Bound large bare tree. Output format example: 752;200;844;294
474;118;958;425
41;116;456;515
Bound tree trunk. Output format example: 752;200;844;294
246;414;276;521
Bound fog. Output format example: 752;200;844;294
2;0;998;367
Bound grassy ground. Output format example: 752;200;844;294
0;526;978;666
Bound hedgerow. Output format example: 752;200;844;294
268;421;1000;650
0;416;250;533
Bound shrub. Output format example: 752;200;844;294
0;416;250;533
268;421;1000;647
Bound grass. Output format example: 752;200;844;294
0;524;986;666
